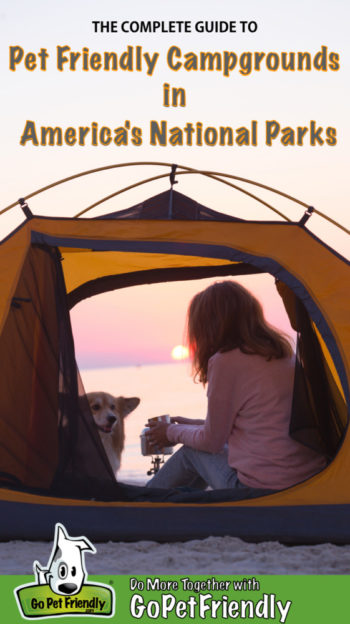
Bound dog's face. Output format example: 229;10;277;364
86;392;140;434
45;525;95;595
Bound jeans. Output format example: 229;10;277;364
146;445;270;496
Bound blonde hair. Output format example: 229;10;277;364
187;281;293;384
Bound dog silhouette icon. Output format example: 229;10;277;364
33;523;96;596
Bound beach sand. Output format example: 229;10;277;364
1;536;349;575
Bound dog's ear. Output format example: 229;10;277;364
119;396;140;418
33;561;47;585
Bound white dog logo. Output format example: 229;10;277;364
33;523;96;596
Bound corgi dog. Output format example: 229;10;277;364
86;392;140;477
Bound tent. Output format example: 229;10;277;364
0;162;349;544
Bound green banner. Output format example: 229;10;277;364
1;575;350;623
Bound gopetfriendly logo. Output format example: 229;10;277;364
14;523;115;619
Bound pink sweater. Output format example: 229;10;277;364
167;349;327;490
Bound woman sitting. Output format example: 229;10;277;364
146;280;326;495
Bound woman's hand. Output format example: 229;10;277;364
146;421;171;451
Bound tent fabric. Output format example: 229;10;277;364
96;188;245;222
0;244;115;490
0;246;60;488
0;188;349;542
3;497;350;544
67;263;261;309
277;281;346;457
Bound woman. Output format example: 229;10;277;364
146;281;326;494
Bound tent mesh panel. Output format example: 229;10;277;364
277;282;346;458
97;189;244;222
0;245;115;491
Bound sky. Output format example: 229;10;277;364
0;0;349;368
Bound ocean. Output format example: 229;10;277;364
80;362;207;483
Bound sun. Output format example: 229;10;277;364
171;345;189;360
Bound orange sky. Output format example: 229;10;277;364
70;274;296;368
1;0;349;367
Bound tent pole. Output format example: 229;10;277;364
1;162;349;235
74;170;291;221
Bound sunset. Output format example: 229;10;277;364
171;345;189;360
